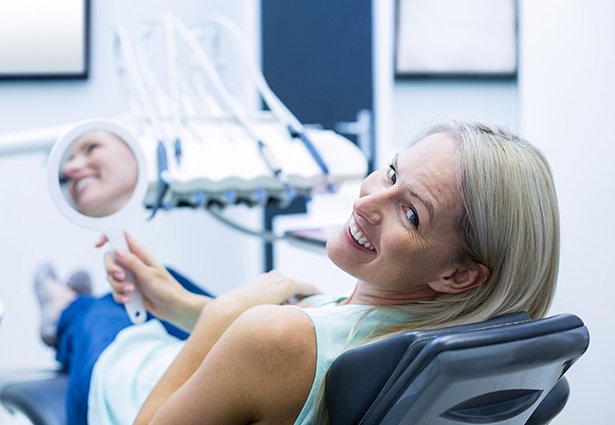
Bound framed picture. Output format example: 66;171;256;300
395;0;517;78
0;0;90;79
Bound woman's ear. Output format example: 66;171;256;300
428;263;490;294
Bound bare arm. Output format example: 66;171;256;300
138;305;316;425
102;233;321;424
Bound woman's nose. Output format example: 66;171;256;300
62;157;83;178
354;187;390;225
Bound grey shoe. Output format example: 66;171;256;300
66;269;92;296
33;263;60;347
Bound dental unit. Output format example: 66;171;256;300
0;15;367;240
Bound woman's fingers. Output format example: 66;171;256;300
95;234;109;248
104;251;136;303
267;270;322;297
112;246;151;279
104;251;127;281
124;232;160;267
292;280;323;297
98;232;160;270
106;271;131;303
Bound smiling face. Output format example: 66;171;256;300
61;130;138;217
326;132;464;299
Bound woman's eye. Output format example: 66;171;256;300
85;143;100;154
387;165;397;184
405;207;419;227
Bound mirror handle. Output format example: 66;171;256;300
108;232;147;324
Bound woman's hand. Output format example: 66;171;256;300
217;269;321;310
201;270;321;337
99;233;210;331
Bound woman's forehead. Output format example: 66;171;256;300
399;132;457;168
397;133;460;216
72;131;125;151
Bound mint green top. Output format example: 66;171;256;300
291;295;412;425
87;295;411;425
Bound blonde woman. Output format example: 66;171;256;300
36;121;559;425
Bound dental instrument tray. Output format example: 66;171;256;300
129;115;368;210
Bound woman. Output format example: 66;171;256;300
61;130;138;217
38;121;559;425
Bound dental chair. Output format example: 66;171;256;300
326;312;589;425
0;313;588;425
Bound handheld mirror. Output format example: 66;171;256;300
47;119;148;323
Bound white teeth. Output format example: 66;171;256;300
76;176;95;194
349;218;375;251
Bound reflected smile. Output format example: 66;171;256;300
75;176;96;194
349;216;375;251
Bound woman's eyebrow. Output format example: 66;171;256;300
409;188;434;222
393;155;435;222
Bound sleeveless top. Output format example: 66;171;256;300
87;295;412;425
291;295;411;424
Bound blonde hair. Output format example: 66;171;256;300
405;121;560;326
314;121;560;421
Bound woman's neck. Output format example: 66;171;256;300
339;281;438;306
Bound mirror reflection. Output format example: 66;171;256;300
59;130;138;217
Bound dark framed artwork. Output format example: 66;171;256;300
0;0;90;79
395;0;517;79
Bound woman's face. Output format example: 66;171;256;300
62;131;138;217
327;132;463;295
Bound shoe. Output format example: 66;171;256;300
66;269;93;296
33;263;60;347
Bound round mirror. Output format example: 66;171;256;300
59;130;138;217
47;119;148;323
48;120;148;227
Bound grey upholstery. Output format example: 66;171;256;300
326;313;589;425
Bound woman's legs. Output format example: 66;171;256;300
49;266;214;425
56;294;131;425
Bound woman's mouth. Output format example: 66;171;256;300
75;176;96;194
348;216;375;251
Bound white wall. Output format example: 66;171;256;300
0;0;261;374
519;1;615;423
389;80;518;160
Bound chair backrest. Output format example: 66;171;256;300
327;313;589;425
326;312;531;425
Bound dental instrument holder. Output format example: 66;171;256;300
47;119;149;324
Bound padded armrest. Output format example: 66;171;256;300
0;373;67;425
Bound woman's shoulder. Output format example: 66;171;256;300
211;305;317;423
232;304;315;351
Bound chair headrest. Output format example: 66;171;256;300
326;311;531;425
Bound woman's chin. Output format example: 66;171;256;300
326;231;356;274
78;200;112;218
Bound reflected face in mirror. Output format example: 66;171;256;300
61;130;138;217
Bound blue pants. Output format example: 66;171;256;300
55;268;213;425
